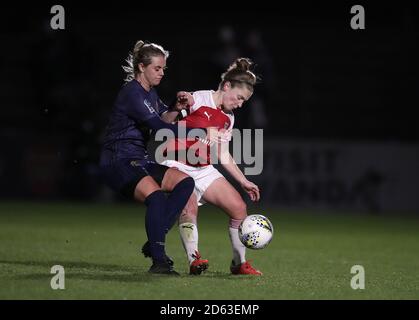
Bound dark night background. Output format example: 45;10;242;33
0;2;418;213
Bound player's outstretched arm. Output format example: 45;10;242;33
218;147;260;202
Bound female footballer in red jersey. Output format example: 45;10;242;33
160;58;263;275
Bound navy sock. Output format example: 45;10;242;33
165;177;195;233
144;190;168;263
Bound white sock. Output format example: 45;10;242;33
179;222;199;265
229;227;246;265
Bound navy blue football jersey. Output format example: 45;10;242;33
100;80;168;165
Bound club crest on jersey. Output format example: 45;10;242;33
144;99;155;114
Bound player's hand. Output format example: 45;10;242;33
174;91;194;111
240;179;260;202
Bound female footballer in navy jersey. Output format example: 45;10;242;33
100;40;201;275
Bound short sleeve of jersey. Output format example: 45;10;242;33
190;90;217;114
190;91;203;114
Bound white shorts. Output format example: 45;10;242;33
161;160;224;206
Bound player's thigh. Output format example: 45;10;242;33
161;167;192;192
133;176;161;202
202;177;247;220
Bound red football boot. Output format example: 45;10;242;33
189;251;209;275
230;260;263;275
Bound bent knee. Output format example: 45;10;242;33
167;167;189;182
226;200;247;219
178;176;195;189
163;168;194;191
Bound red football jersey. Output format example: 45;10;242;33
165;90;234;166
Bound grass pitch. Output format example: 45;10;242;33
0;202;418;299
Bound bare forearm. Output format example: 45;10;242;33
221;153;246;184
219;148;260;202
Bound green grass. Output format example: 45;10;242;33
0;202;418;299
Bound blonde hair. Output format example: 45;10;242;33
122;40;169;82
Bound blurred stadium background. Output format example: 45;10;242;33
0;2;418;299
1;3;418;213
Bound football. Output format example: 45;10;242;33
238;214;274;249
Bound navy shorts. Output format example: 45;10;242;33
100;158;169;199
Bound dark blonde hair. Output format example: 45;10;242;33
122;40;169;82
220;58;257;91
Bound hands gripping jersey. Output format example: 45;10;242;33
166;90;234;166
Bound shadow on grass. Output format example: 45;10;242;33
0;260;259;281
191;270;261;280
0;260;179;283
